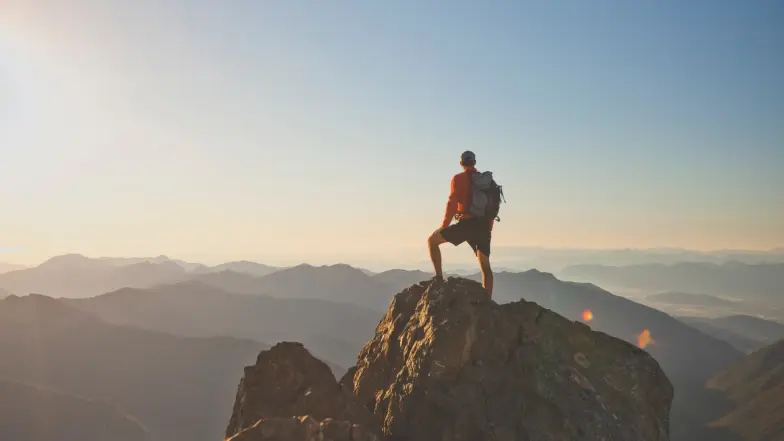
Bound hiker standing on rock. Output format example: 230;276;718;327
428;151;504;298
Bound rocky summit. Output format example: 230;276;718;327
225;277;674;441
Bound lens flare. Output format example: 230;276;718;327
637;329;654;349
581;310;594;321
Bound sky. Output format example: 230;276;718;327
1;0;782;266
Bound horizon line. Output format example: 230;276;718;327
3;246;784;269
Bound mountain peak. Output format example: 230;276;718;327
0;293;99;328
706;339;784;440
225;276;674;441
38;253;97;269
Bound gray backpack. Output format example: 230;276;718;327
466;171;505;221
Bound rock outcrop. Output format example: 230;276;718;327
225;342;376;438
227;416;377;441
225;277;674;441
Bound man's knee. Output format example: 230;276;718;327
428;230;446;247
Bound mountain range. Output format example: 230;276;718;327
678;315;784;354
0;262;26;274
0;254;189;298
707;338;784;441
0;379;150;441
646;291;739;307
1;254;780;441
0;294;267;441
562;262;784;300
495;247;784;272
67;280;376;371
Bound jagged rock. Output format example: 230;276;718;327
226;416;378;441
225;342;376;438
341;277;674;441
226;277;674;441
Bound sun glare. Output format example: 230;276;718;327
581;309;594;321
637;329;654;349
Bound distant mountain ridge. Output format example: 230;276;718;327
99;255;208;272
562;261;784;299
0;254;189;298
0;254;285;299
706;339;784;441
192;260;279;277
0;379;150;441
0;293;267;441
67;280;371;370
646;291;739;307
499;247;784;272
678;315;784;353
192;264;435;311
0;262;26;274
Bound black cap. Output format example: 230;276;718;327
460;150;476;162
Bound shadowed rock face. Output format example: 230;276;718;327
226;277;674;441
227;416;378;441
225;342;376;439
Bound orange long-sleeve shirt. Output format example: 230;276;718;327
441;167;494;231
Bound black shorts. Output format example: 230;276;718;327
440;217;492;256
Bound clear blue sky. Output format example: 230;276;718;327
1;0;782;265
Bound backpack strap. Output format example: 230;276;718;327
457;169;478;219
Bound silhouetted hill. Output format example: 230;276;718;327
562;262;784;299
709;316;784;343
0;294;265;441
0;254;188;298
370;269;433;294
251;264;390;310
190;270;265;294
0;262;26;274
99;255;208;272
679;315;784;353
191;266;414;311
706;339;784;441
67;280;377;370
470;247;784;273
647;291;738;307
678;318;765;353
194;261;279;277
0;379;150;441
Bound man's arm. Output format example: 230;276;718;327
441;176;458;229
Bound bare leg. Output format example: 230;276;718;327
477;251;493;298
428;229;448;280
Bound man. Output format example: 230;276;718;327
428;150;494;297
